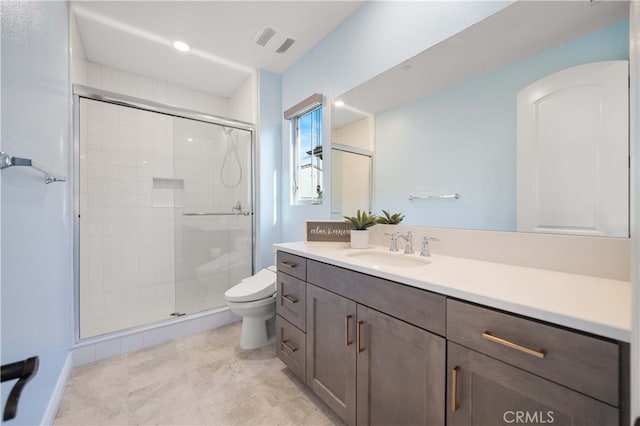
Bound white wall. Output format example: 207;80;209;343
229;73;257;124
1;1;72;423
257;69;282;268
280;1;512;242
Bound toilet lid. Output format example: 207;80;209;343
224;268;276;302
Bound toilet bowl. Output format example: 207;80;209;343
224;266;277;349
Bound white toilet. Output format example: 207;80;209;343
224;266;277;349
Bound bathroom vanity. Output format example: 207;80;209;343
274;242;630;426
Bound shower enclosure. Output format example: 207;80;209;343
74;87;254;339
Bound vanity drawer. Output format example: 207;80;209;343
277;272;306;331
307;260;446;336
446;299;620;406
277;251;307;281
276;315;306;383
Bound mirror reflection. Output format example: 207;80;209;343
331;116;374;219
331;1;630;237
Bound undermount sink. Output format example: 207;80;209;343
345;250;432;268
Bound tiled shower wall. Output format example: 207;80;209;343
79;99;178;338
72;58;230;117
78;99;254;338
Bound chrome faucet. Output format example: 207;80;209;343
385;232;400;252
420;236;439;257
232;201;242;213
399;231;414;254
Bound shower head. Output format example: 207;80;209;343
222;126;234;135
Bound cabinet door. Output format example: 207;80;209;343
356;305;445;426
306;284;357;425
447;342;619;426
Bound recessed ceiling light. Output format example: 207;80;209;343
173;41;190;52
187;138;193;142
334;100;345;107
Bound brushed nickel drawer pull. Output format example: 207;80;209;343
345;315;353;346
451;366;459;413
281;339;298;353
280;261;297;268
356;320;364;353
482;331;546;359
281;294;298;304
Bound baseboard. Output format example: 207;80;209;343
41;351;73;425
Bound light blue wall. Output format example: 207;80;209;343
280;1;513;242
1;1;72;424
375;20;630;231
258;69;282;268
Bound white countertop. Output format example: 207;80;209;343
274;242;631;342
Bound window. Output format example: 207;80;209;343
285;94;324;205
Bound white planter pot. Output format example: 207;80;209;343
350;230;369;249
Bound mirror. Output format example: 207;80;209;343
331;115;374;219
331;1;630;237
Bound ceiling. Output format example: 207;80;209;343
72;1;363;97
332;0;629;128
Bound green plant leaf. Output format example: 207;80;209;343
343;209;378;230
376;209;405;224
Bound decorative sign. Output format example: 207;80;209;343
305;221;353;243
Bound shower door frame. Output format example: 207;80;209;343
72;84;256;344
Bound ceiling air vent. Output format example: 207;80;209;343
254;25;296;54
255;26;276;47
275;38;296;54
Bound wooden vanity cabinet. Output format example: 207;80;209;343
306;261;446;426
447;342;619;426
447;299;624;426
275;251;628;426
306;284;357;424
356;304;445;426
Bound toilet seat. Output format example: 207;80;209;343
225;294;275;310
224;268;276;303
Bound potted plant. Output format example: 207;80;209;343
377;209;405;225
344;209;377;249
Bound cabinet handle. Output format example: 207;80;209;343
280;339;298;353
281;294;298;304
356;321;364;353
345;315;353;346
482;331;546;359
280;261;297;269
451;366;459;412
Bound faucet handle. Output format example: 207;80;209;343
385;232;400;252
403;231;414;254
420;236;439;257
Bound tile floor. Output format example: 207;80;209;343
55;322;344;425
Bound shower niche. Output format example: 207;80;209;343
76;90;254;339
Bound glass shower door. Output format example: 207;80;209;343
172;117;253;315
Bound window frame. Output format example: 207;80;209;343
285;93;325;206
